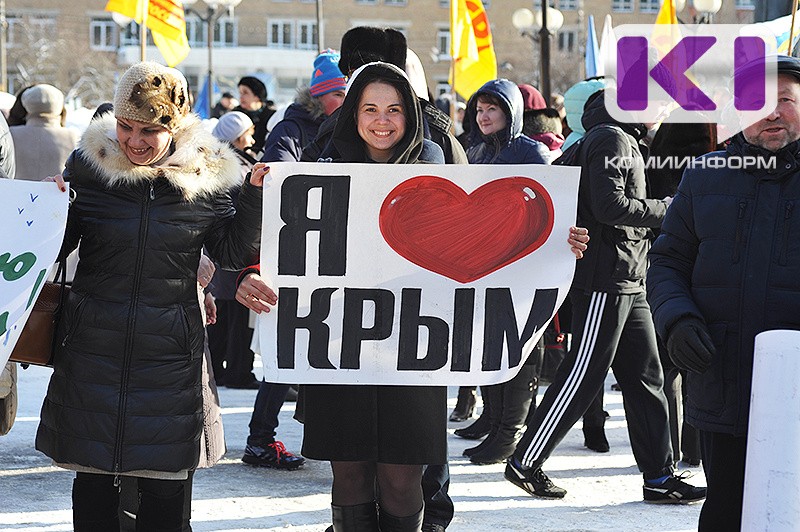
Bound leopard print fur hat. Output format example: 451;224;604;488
114;61;190;132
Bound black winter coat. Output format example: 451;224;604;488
36;113;262;474
648;135;800;435
571;91;667;294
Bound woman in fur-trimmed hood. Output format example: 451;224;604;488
36;61;267;531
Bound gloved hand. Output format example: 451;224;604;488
666;317;715;373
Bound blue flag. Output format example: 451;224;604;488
585;15;601;78
194;75;219;120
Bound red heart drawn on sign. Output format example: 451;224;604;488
379;175;555;283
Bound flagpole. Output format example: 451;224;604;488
140;0;148;61
450;0;457;131
790;0;800;57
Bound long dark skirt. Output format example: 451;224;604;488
301;384;447;464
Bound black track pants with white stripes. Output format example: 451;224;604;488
512;289;674;479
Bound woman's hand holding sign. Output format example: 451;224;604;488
568;226;589;259
236;273;278;314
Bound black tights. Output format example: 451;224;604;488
73;472;186;532
331;461;423;517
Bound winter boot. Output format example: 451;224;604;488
136;482;185;532
453;385;492;440
332;501;379;532
72;474;120;531
582;388;609;453
470;363;536;465
449;386;477;422
378;506;424;532
462;384;501;457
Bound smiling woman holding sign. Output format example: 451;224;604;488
39;62;266;531
307;61;446;531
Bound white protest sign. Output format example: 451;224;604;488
0;180;69;368
258;162;580;385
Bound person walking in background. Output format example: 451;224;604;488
39;61;264;531
505;89;706;505
211;91;237;119
460;79;549;466
234;76;274;154
239;49;348;472
10;84;79;181
648;55;800;530
205;111;262;390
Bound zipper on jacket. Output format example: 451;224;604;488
780;201;794;266
60;295;89;349
149;182;155;200
112;182;153;476
732;201;747;264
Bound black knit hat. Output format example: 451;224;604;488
339;27;407;76
238;76;267;103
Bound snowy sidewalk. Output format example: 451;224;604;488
1;364;702;531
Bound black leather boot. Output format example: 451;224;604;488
378;506;423;532
332;501;379;532
462;384;501;457
454;385;492;440
582;388;609;453
470;364;536;465
136;482;185;532
449;386;477;422
72;474;120;532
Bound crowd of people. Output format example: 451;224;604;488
1;21;799;532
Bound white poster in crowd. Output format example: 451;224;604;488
0;180;69;369
257;162;580;385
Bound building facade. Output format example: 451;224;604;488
5;0;756;107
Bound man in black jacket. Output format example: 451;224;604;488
648;56;800;530
505;90;706;504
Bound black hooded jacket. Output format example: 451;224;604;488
320;62;443;164
571;90;668;294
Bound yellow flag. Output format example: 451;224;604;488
651;0;680;60
105;0;190;67
450;0;497;99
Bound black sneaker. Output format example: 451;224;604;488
504;458;567;499
422;524;446;532
242;441;305;470
643;472;706;504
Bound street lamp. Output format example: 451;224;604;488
693;0;722;24
512;4;564;107
182;0;242;118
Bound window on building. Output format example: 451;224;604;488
612;0;634;12
356;0;378;4
639;0;659;12
557;30;577;52
385;0;407;5
436;28;450;59
435;82;451;97
6;15;56;47
559;0;578;9
90;18;117;51
735;0;755;8
439;0;448;6
119;22;154;46
268;19;294;48
297;20;318;50
267;19;318;49
186;15;237;46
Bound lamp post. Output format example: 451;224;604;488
512;4;563;107
693;0;722;23
182;0;242;118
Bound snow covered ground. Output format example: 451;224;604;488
0;362;703;531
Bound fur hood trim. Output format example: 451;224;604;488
296;86;326;121
78;113;242;201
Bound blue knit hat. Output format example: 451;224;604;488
310;49;347;97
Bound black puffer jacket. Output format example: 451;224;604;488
261;88;326;163
648;135;800;435
571;90;667;294
36;113;261;474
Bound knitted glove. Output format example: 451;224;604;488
666;317;715;373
